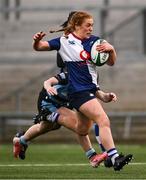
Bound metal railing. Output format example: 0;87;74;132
0;66;57;112
0;111;146;143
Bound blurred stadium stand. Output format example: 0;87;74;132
0;0;146;143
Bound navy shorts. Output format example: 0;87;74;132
69;89;96;111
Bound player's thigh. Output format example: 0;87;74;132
79;98;109;126
57;107;91;134
57;107;77;122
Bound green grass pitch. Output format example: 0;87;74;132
0;144;146;179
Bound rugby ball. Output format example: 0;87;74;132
91;39;109;66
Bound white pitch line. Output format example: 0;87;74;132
0;162;146;167
0;163;88;167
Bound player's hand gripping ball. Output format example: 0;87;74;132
90;39;109;66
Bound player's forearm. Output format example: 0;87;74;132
107;47;117;66
44;77;58;90
33;40;49;51
33;31;50;51
96;90;106;101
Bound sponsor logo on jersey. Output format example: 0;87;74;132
80;50;90;61
68;40;75;45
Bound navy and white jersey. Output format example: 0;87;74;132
48;33;100;94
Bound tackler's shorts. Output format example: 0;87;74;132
35;88;61;130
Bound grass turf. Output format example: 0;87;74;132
0;144;146;179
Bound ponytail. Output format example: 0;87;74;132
49;11;77;34
49;28;64;33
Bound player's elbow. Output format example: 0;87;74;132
33;41;43;51
107;57;116;66
107;61;115;66
33;44;41;51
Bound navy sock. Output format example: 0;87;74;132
94;124;106;152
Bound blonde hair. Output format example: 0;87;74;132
50;11;93;35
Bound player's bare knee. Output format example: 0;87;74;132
78;132;88;136
76;126;90;136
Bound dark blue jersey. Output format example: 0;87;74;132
37;72;69;113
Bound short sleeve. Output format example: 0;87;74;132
54;72;68;85
48;37;60;51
